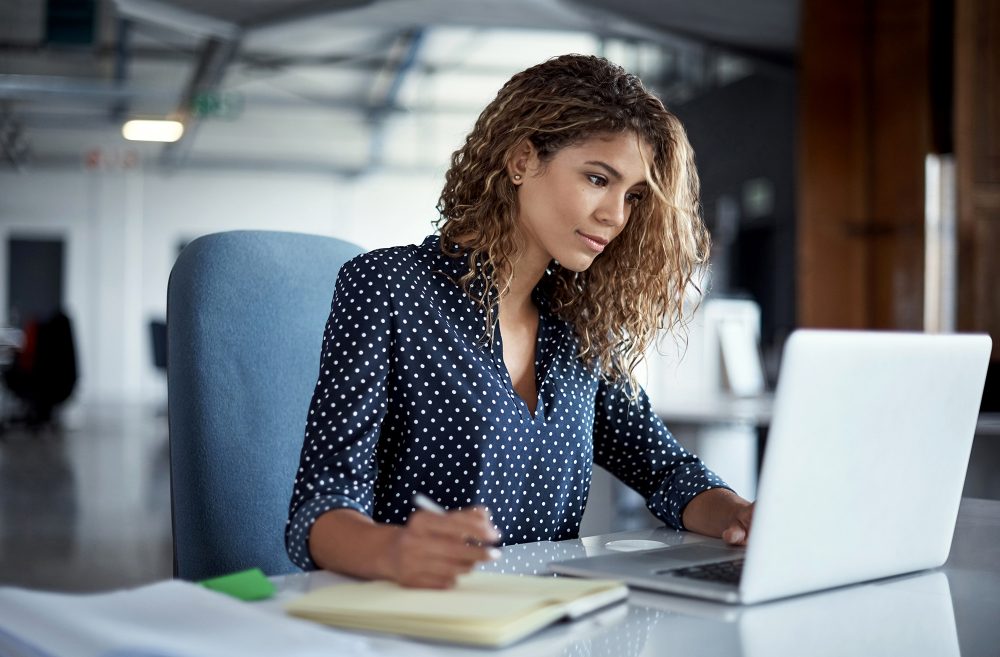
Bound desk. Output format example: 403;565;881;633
652;393;773;502
258;497;1000;656
657;396;1000;437
977;412;1000;436
655;393;774;427
655;395;1000;504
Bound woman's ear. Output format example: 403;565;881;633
506;139;536;185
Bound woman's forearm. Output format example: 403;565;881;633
308;508;401;580
307;505;500;587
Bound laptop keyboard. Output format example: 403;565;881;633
670;559;745;584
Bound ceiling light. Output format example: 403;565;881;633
122;120;184;143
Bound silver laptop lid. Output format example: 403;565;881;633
740;330;991;603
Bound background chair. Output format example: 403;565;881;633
2;310;78;428
149;319;167;373
167;230;363;580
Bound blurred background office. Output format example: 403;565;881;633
0;0;997;591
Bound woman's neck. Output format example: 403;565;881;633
502;246;549;315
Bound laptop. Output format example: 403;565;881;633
550;330;992;604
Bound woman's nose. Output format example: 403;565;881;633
597;194;628;228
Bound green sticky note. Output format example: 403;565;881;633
199;567;276;601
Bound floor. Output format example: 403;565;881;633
0;402;173;592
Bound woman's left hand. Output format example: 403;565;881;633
681;488;754;546
720;499;754;546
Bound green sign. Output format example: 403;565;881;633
191;92;244;119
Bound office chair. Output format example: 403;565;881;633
3;310;78;427
167;230;363;580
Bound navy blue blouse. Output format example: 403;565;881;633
286;235;728;570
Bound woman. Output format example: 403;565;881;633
286;54;753;589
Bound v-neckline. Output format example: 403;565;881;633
494;310;545;421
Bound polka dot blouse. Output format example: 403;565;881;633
285;235;729;570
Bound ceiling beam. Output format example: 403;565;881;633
240;0;378;30
0;75;496;116
113;0;240;41
0;41;534;77
366;28;425;168
159;35;241;168
110;18;133;122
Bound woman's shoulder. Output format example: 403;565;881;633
339;236;439;281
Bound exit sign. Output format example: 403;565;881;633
191;92;244;119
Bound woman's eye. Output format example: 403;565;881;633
587;174;608;187
626;191;645;204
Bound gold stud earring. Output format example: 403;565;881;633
513;174;522;183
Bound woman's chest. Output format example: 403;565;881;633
384;290;598;432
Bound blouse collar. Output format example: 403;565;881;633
421;233;556;318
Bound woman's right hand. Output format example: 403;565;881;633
381;506;502;589
308;506;501;589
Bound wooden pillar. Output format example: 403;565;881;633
955;0;1000;360
798;0;931;329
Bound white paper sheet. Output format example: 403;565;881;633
0;580;374;657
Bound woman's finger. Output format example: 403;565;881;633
722;524;747;545
419;531;501;566
410;507;500;545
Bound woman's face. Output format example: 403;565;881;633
512;131;651;273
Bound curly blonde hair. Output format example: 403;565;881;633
435;54;710;391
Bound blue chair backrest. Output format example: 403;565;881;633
167;230;364;580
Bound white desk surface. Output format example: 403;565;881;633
257;497;1000;657
654;393;774;426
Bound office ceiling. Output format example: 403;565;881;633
0;0;799;174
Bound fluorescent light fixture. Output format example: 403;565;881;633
122;119;184;143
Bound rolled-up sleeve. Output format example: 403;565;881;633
592;381;730;530
285;255;393;570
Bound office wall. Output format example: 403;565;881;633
672;72;796;358
798;0;932;330
0;165;441;403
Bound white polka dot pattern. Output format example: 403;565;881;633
285;235;729;570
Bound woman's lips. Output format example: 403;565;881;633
576;231;608;254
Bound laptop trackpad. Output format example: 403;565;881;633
633;544;743;570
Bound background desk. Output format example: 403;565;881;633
655;393;773;502
260;497;1000;656
655;396;1000;507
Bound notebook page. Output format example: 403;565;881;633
0;580;373;657
287;572;622;621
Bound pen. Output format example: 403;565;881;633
412;492;503;556
413;492;447;515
